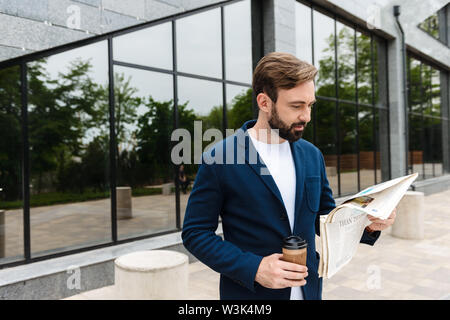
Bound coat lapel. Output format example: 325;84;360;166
235;124;286;214
236;120;306;233
291;142;306;235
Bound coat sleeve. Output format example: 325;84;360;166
314;151;381;246
181;152;263;293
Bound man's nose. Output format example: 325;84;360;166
299;110;311;123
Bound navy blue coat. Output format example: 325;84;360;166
182;119;380;300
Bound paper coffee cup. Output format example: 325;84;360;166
282;235;307;266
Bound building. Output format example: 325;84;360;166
0;0;449;299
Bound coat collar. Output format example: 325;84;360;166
236;120;306;232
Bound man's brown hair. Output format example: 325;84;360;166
252;52;317;103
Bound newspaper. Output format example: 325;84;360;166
318;172;418;279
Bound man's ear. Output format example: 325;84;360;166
256;93;271;114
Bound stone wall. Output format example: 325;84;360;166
0;0;227;61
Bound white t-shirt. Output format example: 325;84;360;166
248;129;304;300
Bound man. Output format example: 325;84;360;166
181;52;396;300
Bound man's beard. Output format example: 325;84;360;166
268;104;307;142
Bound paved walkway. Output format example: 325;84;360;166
65;188;450;300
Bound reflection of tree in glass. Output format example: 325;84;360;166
407;57;442;165
314;28;380;157
418;13;439;39
1;58;255;205
227;88;253;131
197;105;222;131
0;66;22;202
113;72;141;154
134;97;175;185
28;58;109;195
185;87;253;132
356;33;373;104
316;33;335;98
167;88;253;180
337;26;355;101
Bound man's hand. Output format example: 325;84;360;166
254;253;308;289
366;208;397;232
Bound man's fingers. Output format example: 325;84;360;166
282;270;308;280
278;260;308;273
281;279;307;288
369;218;388;224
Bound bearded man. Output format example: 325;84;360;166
182;52;395;300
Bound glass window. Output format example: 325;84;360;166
431;67;441;117
302;106;315;144
408;57;422;113
313;10;335;98
418;13;440;40
0;65;24;264
224;0;252;84
422;64;433;117
409;114;424;180
359;106;375;189
407;54;445;179
226;84;253;131
423;117;434;179
113;66;176;240
432;117;443;176
316;99;338;195
356;31;372;105
27;41;111;257
295;2;312;64
376;108;389;182
337;22;356;102
178;76;223;214
372;38;380;106
339;103;358;195
176;8;222;78
298;8;390;193
113;22;173;70
177;76;223;130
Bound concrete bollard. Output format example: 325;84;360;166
391;191;425;240
326;166;337;177
114;250;189;300
116;187;132;219
0;210;4;258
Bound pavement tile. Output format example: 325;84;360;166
54;189;450;300
408;285;448;300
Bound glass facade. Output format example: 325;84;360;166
27;41;111;257
112;65;175;240
0;0;252;267
407;55;446;180
296;1;390;197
